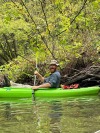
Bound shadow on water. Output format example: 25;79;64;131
0;96;100;133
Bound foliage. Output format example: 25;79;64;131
0;0;99;81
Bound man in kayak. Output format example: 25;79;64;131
32;60;61;90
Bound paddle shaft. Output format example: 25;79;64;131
34;56;38;86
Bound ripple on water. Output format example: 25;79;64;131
0;96;100;133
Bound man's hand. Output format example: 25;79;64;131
34;71;44;82
34;70;39;76
32;86;39;90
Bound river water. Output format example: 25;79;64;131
0;96;100;133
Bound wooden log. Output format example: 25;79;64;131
61;65;100;87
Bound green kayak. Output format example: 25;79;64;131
0;86;100;98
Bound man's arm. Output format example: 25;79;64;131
32;83;51;90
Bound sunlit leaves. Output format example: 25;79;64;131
0;0;99;81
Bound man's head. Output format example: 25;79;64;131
49;60;59;73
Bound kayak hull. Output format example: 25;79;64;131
0;86;100;98
0;87;32;98
34;86;100;98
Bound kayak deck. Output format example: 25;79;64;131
0;86;100;98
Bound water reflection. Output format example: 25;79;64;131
4;103;11;120
49;101;62;133
0;96;100;133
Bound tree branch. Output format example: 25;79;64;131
19;0;56;59
0;53;9;63
3;34;14;60
55;0;87;37
39;0;52;38
70;0;87;24
11;33;17;58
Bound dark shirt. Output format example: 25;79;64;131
44;71;61;88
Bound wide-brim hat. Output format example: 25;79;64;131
49;60;59;66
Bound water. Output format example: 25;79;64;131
0;96;100;133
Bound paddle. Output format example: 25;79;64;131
32;53;39;99
34;56;38;86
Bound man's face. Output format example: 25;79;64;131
49;64;57;73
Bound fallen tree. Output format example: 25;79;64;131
61;65;100;87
